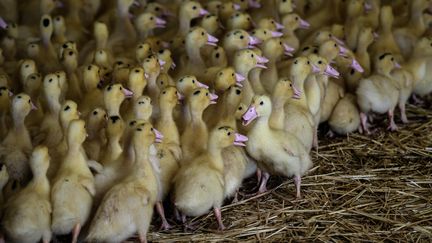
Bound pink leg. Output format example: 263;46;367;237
360;112;370;134
138;232;147;243
326;129;335;138
156;201;172;230
72;223;81;243
174;207;181;222
399;102;409;124
412;94;424;105
258;172;270;194
294;175;302;199
256;168;262;187
231;190;239;204
312;128;319;151
213;207;225;230
387;109;398;131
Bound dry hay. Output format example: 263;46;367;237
145;103;432;242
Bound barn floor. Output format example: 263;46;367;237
146;102;432;242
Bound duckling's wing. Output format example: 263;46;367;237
79;176;96;196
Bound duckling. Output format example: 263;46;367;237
0;164;9;205
200;14;224;37
409;37;432;101
280;13;310;53
173;126;247;230
344;0;366;50
370;6;403;62
233;49;268;106
51;119;95;243
107;0;138;51
1;146;52;243
157;49;176;78
356;53;401;134
0;86;12;139
135;12;167;40
142;55;162;113
242;95;312;198
207;46;228;68
227;11;254;31
180;87;216;162
319;79;345;124
219;2;241;25
103;83;133;117
84;108;107;162
80;64;104;117
328;94;361;136
19;59;38;87
213;67;245;94
87;122;161;243
35;74;63;148
52;15;67;45
250;28;284;43
38;15;60;73
61;48;82;101
0;93;35;188
258;17;284;31
176;1;209;37
222;29;260;63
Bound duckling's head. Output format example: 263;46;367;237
177;75;208;96
233;0;248;10
209;126;247;149
29;145;50;177
233;49;268;75
12;93;36;118
42;74;61;98
133;96;153;120
61;48;78;70
201;14;222;35
83;64;101;91
142;54;162;77
214;67;244;92
289;57;312;96
88;107;108;130
374;53;400;75
53;15;66;36
104;84;133;112
380;6;394;29
235;103;247;120
94;21;109;45
220;2;240;18
242;95;272;125
40;14;54;45
60;100;80;130
186;27;218;50
136;42;152;63
145;36;168;52
132;121;162;148
159;86;180;109
308;54;340;78
414;36;432;55
67;119;87;146
19;59;37;83
281;13;310;30
144;2;171;18
258;17;284;31
209;46;227;66
180;1;208;20
40;0;62;14
0;86;12;108
128;67;147;98
331;24;345;40
250;28;283;42
273;77;300;100
157;73;174;90
262;38;293;60
135;12;167;32
227;11;254;30
319;40;343;61
347;0;365;17
224;29;259;50
106;115;125;140
94;49;111;68
358;27;374;47
4;22;18;39
187;87;217;112
157;49;174;71
277;0;294;15
223;85;243;112
205;1;222;15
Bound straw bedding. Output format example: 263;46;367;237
143;102;432;242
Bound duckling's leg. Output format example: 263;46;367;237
257;172;270;194
138;232;148;243
387;109;398;131
411;94;424;105
359;112;370;134
42;230;52;243
312;127;319;151
155;201;172;230
294;175;302;199
71;223;81;243
399;102;409;124
213;207;225;231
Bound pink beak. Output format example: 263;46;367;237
234;3;241;10
31;101;38;110
275;22;284;30
256;55;269;64
199;8;209;16
394;62;401;69
325;65;340;78
158;59;166;67
235;73;246;82
234;133;248;146
373;32;379;39
153;128;164;143
333;36;346;46
292;85;302;99
351;59;364;73
155;17;167;28
207;33;219;46
0;17;7;29
177;92;184;100
364;2;372;12
271;31;284;37
123;88;134;98
283;43;295;56
248;0;261;8
197;81;209;89
248;36;262;47
242;105;258;126
311;64;321;73
338;45;349;57
171;62;176;69
210;93;218;104
8;90;13;97
299;18;310;29
144;73;149;79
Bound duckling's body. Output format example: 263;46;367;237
2;146;52;243
328;93;361;135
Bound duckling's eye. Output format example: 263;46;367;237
129;121;136;126
334;44;337;47
139;101;145;104
391;58;394;61
289;83;292;87
238;106;243;110
139;45;143;49
69;51;73;56
24;64;29;68
150;17;154;20
259;101;264;105
162;91;166;94
318;60;322;64
88;66;92;70
28;99;31;103
137;128;142;131
42;18;50;27
307;61;310;64
93;111;98;115
251;54;254;58
227;132;231;136
350;68;355;75
64;106;70;111
192;6;197;10
280;41;282;45
192;80;196;83
215;53;220;58
236;89;241;95
231;73;234;76
271;20;275;24
17;96;21;99
206;92;209;96
294;60;298;64
160;81;164;85
295;17;299;20
329;34;332;38
201;32;205;36
155;7;160;11
48;78;53;83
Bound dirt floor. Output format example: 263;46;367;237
146;103;432;242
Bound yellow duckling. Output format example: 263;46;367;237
328;93;361;136
51;119;95;243
223;29;260;63
356;53;401;134
280;13;310;53
103;83;133;117
0;86;12;139
80;64;104;117
2;145;52;243
84;107;107;162
135;12;167;40
0;93;36;187
87;121;162;243
242;95;312;198
174;126;247;230
227;11;254;31
0;164;9;205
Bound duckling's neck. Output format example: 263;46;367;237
28;172;50;193
186;44;206;69
190;107;205;123
46;93;61;115
250;68;266;94
408;10;426;36
269;97;287;129
107;100;123;117
133;143;151;169
207;143;224;172
147;74;160;100
179;13;192;36
12;112;28;129
108;136;123;161
160;103;175;120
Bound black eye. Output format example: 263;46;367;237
227;132;231;136
206;93;209;96
307;61;310;64
192;80;196;83
240;35;244;39
318;61;322;64
17;96;21;99
295;17;298;20
350;68;355;75
238;106;242;110
64;106;70;111
192;6;197;10
93;111;98;115
49;78;53;83
150;17;154;20
334;44;337;47
162;91;166;94
43;18;50;27
251;54;254;58
215;53;220;58
294;60;298;64
88;66;92;70
201;32;205;36
139;101;144;104
231;73;234;76
391;58;394;61
259;101;264;105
